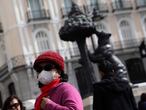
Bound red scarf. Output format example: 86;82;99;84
35;78;61;110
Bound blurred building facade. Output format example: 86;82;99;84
0;0;146;109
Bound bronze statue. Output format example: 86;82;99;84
89;29;128;80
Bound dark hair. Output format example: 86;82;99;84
2;95;24;110
60;71;68;82
98;60;114;74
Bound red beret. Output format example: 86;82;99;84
33;50;64;71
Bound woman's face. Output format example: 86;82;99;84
37;63;60;87
38;62;60;76
9;98;21;110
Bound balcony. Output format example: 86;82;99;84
26;9;51;22
11;55;26;69
68;47;80;58
60;6;84;18
84;3;109;14
60;7;70;18
135;0;146;9
0;23;3;33
60;3;109;19
0;54;36;81
112;38;141;54
112;0;133;12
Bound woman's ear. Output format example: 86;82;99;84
54;71;61;79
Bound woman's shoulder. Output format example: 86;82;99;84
59;82;75;88
57;82;78;92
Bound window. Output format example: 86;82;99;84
91;0;98;5
116;0;123;8
29;0;44;18
64;0;72;7
144;18;146;33
69;42;80;57
126;58;146;83
137;0;146;6
29;0;43;11
120;20;132;39
8;83;16;95
64;0;72;13
90;0;99;10
120;20;134;47
36;31;50;52
96;23;106;32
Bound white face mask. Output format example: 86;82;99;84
38;70;56;85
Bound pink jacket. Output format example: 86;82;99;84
44;82;83;110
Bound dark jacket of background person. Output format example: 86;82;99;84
93;72;138;110
138;93;146;110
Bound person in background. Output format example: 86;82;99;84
93;60;138;110
90;31;138;110
33;50;83;110
138;93;146;110
2;95;24;110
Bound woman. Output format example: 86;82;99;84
2;95;24;110
33;50;83;110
